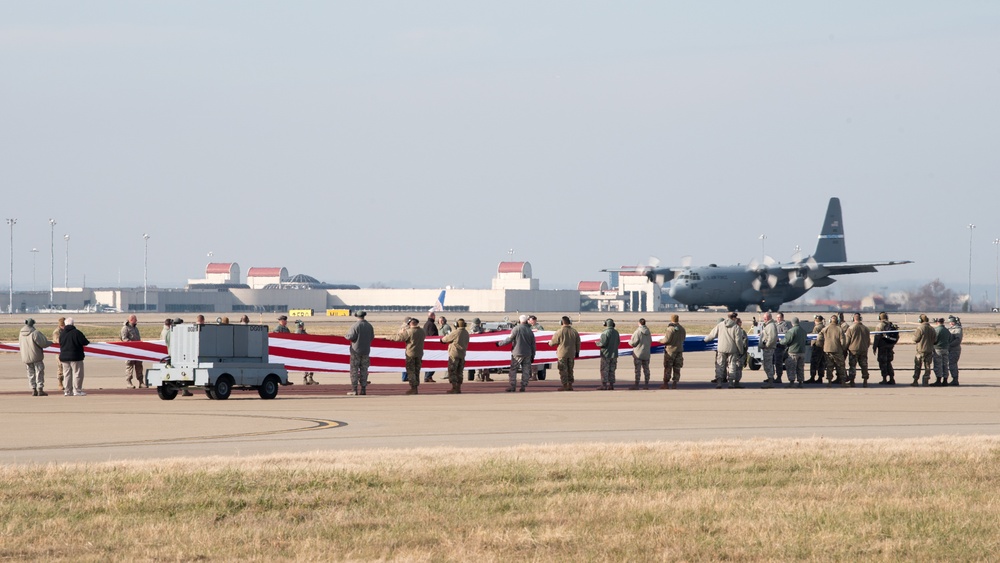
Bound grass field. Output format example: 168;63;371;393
3;438;999;561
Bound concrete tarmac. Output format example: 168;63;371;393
3;338;999;464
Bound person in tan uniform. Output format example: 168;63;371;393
52;317;66;391
844;313;871;387
120;315;145;388
659;314;686;389
548;316;581;391
912;314;935;386
390;317;426;395
820;315;847;386
440;319;470;394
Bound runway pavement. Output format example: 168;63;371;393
2;341;999;464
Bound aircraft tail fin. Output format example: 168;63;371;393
813;197;847;263
430;289;446;312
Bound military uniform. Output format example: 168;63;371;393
628;322;652;389
704;316;744;388
808;317;826;383
295;321;318;385
873;314;899;384
947;317;963;385
597;320;620;390
844;318;871;387
346;312;375;395
820;318;848;386
773;316;791;381
548;320;581;391
659;321;686;389
781;320;808;387
391;322;426;394
441;323;470;393
912;316;935;386
758;318;778;388
497;318;535;392
120;320;145;388
931;320;951;385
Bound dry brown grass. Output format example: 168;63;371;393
3;437;1000;561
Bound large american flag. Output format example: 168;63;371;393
1;330;734;373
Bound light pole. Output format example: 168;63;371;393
64;234;70;288
968;224;975;312
30;248;38;292
993;238;999;311
758;234;767;260
48;219;56;303
6;218;15;314
143;233;150;309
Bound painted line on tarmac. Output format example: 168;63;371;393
0;413;347;452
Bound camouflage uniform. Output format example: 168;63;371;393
391;323;426;394
808;318;826;383
497;320;535;392
911;317;935;386
441;324;469;393
296;322;317;384
947;317;962;385
844;318;871;386
758;318;778;388
659;321;686;388
120;320;144;388
345;314;375;395
932;321;951;385
704;316;744;388
873;315;898;384
820;319;847;385
548;320;581;390
781;320;808;386
597;321;620;390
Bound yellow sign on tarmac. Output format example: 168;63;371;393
326;309;350;317
289;309;314;317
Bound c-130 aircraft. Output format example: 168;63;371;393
606;197;912;312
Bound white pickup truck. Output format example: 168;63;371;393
146;323;289;400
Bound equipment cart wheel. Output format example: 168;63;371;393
213;375;234;400
258;375;280;400
157;386;178;401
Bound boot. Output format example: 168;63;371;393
360;387;367;395
558;383;568;391
567;384;574;391
878;375;887;385
32;389;38;396
659;381;669;389
888;376;896;385
405;387;418;395
182;388;193;396
447;383;460;394
37;388;48;397
485;374;495;382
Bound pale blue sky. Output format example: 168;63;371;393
2;2;998;296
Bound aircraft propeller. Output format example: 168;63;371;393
748;255;779;291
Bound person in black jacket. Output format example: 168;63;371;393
59;317;91;396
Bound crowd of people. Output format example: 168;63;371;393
15;310;965;397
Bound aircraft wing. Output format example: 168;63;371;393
778;260;913;276
600;267;682;283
